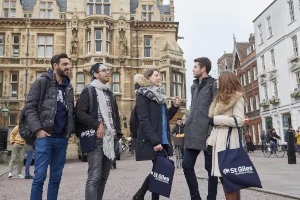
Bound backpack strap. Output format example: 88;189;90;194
86;85;95;114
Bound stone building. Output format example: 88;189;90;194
0;0;186;137
217;52;233;74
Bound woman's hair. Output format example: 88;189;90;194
143;68;159;80
215;70;246;102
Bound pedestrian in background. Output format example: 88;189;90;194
207;70;246;200
295;127;300;153
245;132;255;153
8;125;25;179
132;69;180;200
24;143;34;179
260;131;267;152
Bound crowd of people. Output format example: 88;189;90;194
9;53;259;200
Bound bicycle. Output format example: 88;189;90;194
174;134;184;168
263;141;285;158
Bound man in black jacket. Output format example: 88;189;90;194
76;63;122;200
24;53;74;200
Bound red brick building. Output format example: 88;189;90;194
238;34;262;145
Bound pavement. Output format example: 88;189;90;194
0;151;299;200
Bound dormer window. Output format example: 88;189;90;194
87;0;111;16
142;5;153;21
40;1;53;19
3;0;16;18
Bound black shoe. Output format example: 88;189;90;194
25;175;34;179
132;189;145;200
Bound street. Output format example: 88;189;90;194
0;150;299;200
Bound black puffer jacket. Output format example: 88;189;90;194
24;71;74;138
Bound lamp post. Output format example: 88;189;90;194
134;20;139;73
24;17;30;100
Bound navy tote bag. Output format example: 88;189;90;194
218;116;262;193
149;150;175;198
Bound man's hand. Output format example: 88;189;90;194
173;97;181;107
97;123;105;138
36;130;51;138
154;144;163;152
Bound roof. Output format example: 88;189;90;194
253;0;276;22
236;42;249;61
22;0;67;12
225;54;233;67
130;0;171;14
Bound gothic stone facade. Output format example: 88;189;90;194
0;0;186;136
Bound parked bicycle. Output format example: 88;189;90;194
174;133;184;168
121;137;135;157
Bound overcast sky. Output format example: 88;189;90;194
164;0;274;107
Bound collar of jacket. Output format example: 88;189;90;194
193;76;212;85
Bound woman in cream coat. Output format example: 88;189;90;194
207;70;246;200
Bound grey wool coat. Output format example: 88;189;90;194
184;76;217;151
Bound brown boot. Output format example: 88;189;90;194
236;190;241;200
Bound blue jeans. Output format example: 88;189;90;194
182;149;218;200
270;140;277;152
25;151;34;176
30;137;68;200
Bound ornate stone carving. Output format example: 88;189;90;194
144;60;153;65
0;58;9;64
94;58;103;63
170;60;182;66
71;29;79;55
105;57;114;64
11;58;20;64
119;29;127;56
84;57;91;64
35;59;51;65
71;10;78;27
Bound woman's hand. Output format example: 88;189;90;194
154;144;163;152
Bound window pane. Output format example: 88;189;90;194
38;46;45;57
46;36;53;45
96;0;102;2
148;5;153;11
177;74;182;83
40;2;46;8
40;10;45;18
113;73;119;82
104;5;110;15
145;38;151;46
48;2;53;8
88;4;93;15
177;85;182;98
145;47;151;57
95;30;102;39
172;84;176;96
4;2;9;8
142;13;147;21
96;4;102;14
77;83;84;93
0;46;4;56
11;73;18;82
113;84;120;92
11;1;16;7
172;73;176;82
106;42;110;53
0;73;2;83
4;9;9;18
38;36;45;44
142;5;147;11
96;41;102;52
48;10;53;18
0;35;4;43
13;36;19;44
104;0;110;2
46;46;53;57
77;73;84;82
10;9;16;17
148;13;152;21
106;31;110;41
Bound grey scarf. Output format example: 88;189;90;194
135;85;167;104
90;79;115;160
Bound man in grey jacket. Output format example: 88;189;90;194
24;53;74;200
182;57;218;200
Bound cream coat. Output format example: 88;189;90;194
207;92;245;177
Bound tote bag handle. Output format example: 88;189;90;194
225;116;243;150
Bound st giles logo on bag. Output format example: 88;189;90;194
151;172;170;184
81;129;95;138
222;166;254;176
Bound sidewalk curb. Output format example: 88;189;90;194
197;176;300;200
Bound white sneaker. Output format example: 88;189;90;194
16;174;25;179
8;172;12;178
